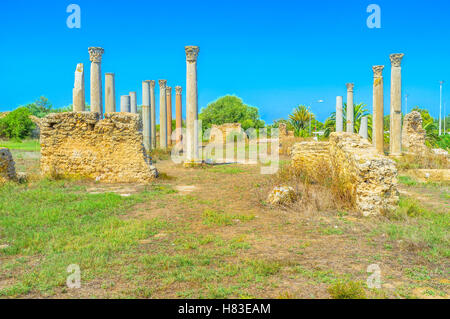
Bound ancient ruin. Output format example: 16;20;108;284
184;46;201;165
142;80;151;151
335;96;343;132
72;63;85;111
389;53;404;156
346;83;354;133
159;80;168;149
105;73;116;113
291;132;399;216
175;86;183;144
88;47;104;115
166;86;173;146
402;111;427;153
209;123;248;144
38;112;158;183
372;65;384;154
0;148;16;183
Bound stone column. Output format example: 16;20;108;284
88;47;104;115
120;95;130;112
359;116;368;139
389;53;405;156
129;91;137;113
142;81;151;152
185;46;200;164
335;96;343;132
346;83;354;133
166;86;173;146
159;80;167;149
372;65;385;154
105;73;116;113
150;80;157;149
72;63;85;111
175;86;183;144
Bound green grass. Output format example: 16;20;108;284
0;139;40;151
208;165;246;174
202;209;255;226
398;175;418;186
379;196;450;261
0;180;173;296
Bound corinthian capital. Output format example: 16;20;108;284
149;80;156;89
372;65;384;78
346;83;354;92
175;86;182;95
389;53;404;67
185;46;200;63
159;79;167;88
166;86;172;94
88;47;104;63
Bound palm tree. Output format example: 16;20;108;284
289;105;314;137
323;102;372;139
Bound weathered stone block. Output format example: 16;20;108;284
0;148;16;183
402;111;427;153
291;132;399;216
38;112;158;183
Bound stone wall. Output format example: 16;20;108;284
402;111;427;153
291;132;398;216
209;123;247;143
291;141;330;181
0;148;16;183
39;112;158;183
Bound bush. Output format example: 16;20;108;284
328;280;367;299
0;107;34;140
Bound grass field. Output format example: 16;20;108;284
0;139;40;152
0;145;449;299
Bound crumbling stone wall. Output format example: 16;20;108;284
291;141;330;181
0;148;16;183
209;123;248;143
39;112;158;183
402;111;427;153
291;132;398;216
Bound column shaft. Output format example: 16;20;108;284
389;53;404;156
175;86;183;144
372;65;384;154
88;47;104;115
166;87;173;146
335;96;343;132
129;92;137;113
142;81;151;152
359;116;368;139
120;95;130;112
73;63;85;111
150;81;156;149
346;83;354;133
185;46;200;163
105;73;116;113
159;80;167;149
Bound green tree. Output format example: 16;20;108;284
24;96;53;118
0;107;34;140
199;95;265;131
289;105;314;137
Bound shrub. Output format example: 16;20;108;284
0;107;34;140
328;280;367;299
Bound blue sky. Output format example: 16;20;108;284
0;0;449;123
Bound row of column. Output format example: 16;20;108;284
72;46;198;161
335;53;404;156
